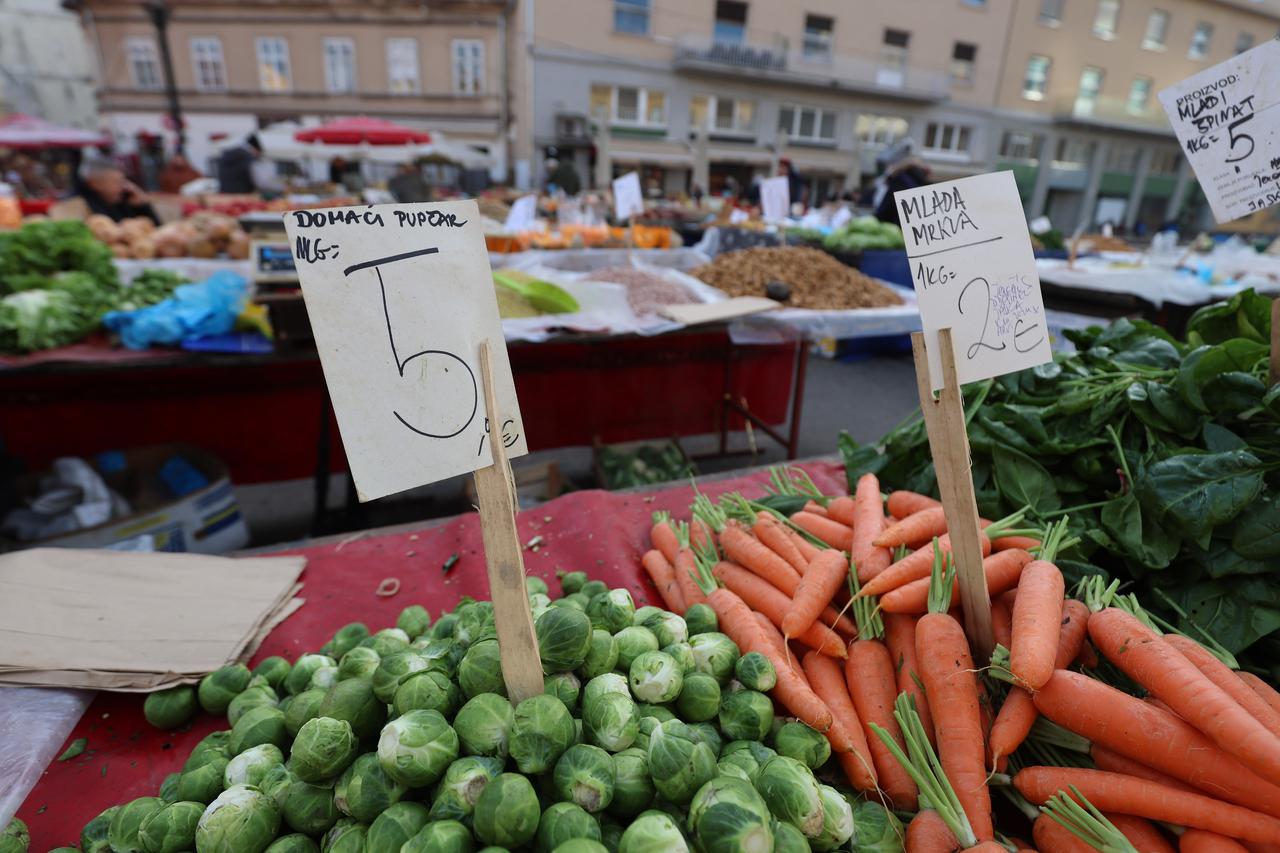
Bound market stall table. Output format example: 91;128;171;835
10;459;848;849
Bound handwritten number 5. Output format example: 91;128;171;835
1226;115;1255;163
958;276;1006;360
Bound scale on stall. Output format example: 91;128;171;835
241;212;313;345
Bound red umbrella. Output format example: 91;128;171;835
294;117;431;146
0;114;109;148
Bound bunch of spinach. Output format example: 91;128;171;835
841;289;1280;673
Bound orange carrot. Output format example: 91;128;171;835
641;549;685;613
690;517;716;553
1090;608;1280;788
803;499;829;518
1107;814;1176;853
825;495;857;527
844;473;893;581
1015;767;1280;844
802;651;877;792
993;534;1042;552
991;594;1013;649
673;547;705;614
844;639;918;809
712;561;846;658
1009;558;1066;690
1240;671;1280;717
1164;635;1280;739
778;520;823;564
1034;814;1096;853
1032;669;1280;819
875;506;949;549
720;520;801;590
887;490;941;519
1006;837;1035;852
1181;830;1251;853
753;612;804;677
791;511;854;551
1075;639;1099;670
882;613;936;747
858;532;992;599
782;550;848;640
880;548;1031;615
705;586;832;732
1091;743;1199;794
752;512;807;575
650;515;680;564
908;810;960;853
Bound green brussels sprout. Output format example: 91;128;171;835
560;571;588;595
587;589;636;634
370;651;431;704
688;634;740;684
617;811;688;853
629;651;683;704
174;758;227;804
733;652;776;693
224;744;285;787
144;685;198;730
334;752;407;821
582;691;639;752
283;687;326;737
717;741;776;784
228;684;279;728
0;819;27;853
613;627;659;671
579;629;619;679
428;755;503;821
717;690;774;741
566;592;592;609
158;772;182;804
810;785;855;851
553;744;616;812
552;597;587;612
189;729;233;763
419;636;464;673
337;646;381;682
310;664;340;691
452;602;497;647
454;693;514;758
545;670;582;712
321;819;369;853
253;656;292;690
687;723;722;757
771;820;809;853
282;775;341;835
230;704;288;754
849;799;904;852
642;612;688;648
536;607;593;674
687;776;773;853
535;802;600;853
365;801;430;853
82;806;120;853
292;716;359;782
646;721;716;805
773;721;830;770
631;716;659;752
394;669;461;718
378;708;459;786
281;655;334;696
583;672;629;705
136;801;202;853
198;665;252;714
331;623;371;659
554;841;608;853
609;748;655;817
510;692;576;773
319;676;387;741
430;612;460;640
755;756;823;837
674;673;721;722
581;579;609;599
683;604;717;636
636;703;676;722
195;786;281;853
473;773;541;849
527;575;550;596
402;820;473;853
631;605;663;626
661;643;696;675
367;630;410;659
396;605;432;639
458;639;507;698
265;834;321;853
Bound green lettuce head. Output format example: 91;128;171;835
402;820;472;853
371;651;431;704
394;669;461;719
224;744;285;787
458;638;506;698
230;705;288;755
683;603;717;636
473;773;541;849
674;673;721;722
365;802;430;853
228;683;279;728
292;716;359;783
265;834;320;853
285;655;337;697
849;798;905;853
537;606;593;673
773;721;830;770
335;752;407;822
587;588;636;634
198;664;252;714
688;633;740;684
810;785;855;851
281;775;340;836
553;744;616;813
755;756;823;837
137;801;203;853
377;708;460;787
733;652;777;692
687;776;773;853
580;629;619;679
453;693;514;758
319;676;387;740
582;691;639;752
253;656;292;690
0;820;28;853
396;605;432;639
613;627;659;671
608;748;654;817
428;755;504;822
629;651;683;704
337;647;381;682
509;693;576;774
617;811;688;853
194;786;280;853
144;685;197;730
718;690;773;741
331;622;371;659
81;806;120;853
535;802;600;853
646;720;716;805
321;819;368;853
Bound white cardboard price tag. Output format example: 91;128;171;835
830;206;853;229
760;175;790;222
612;171;644;221
284;200;527;501
895;171;1051;391
1159;40;1280;224
504;195;537;231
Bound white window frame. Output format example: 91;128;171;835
189;36;226;92
999;131;1041;162
255;37;291;92
1075;66;1105;114
922;121;974;159
691;94;756;136
385;38;419;94
856;114;909;148
951;42;977;83
1127;76;1153;114
1142;10;1170;51
778;104;837;144
451;39;485;95
596;85;666;127
1093;0;1120;40
125;36;161;91
1149;149;1181;176
1023;55;1050;101
802;15;834;60
614;0;650;35
1039;0;1064;26
323;37;356;94
1189;22;1213;59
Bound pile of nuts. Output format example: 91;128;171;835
691;247;903;310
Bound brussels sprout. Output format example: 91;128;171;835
578;629;619;679
321;819;369;853
661;643;696;675
553;744;616;812
397;605;432;639
454;693;514;758
230;704;288;754
158;772;182;804
452;602;497;648
364;801;430;853
536;607;593;674
371;651;430;704
81;806;120;853
613;627;659;671
402;820;472;853
143;685;198;730
224;744;285;787
609;748;655;817
428;755;503;821
174;758;227;804
755;756;823;837
587;589;636;634
473;773;541;849
773;721;830;770
643;611;688;647
674;673;721;722
198;665;252;714
581;579;609;599
683;604;717;636
284;655;337;696
734;653;777;693
583;672;629;705
194;786;280;853
333;752;406;821
629;651;683;704
717;741;776;784
188;729;233;765
457;638;506;699
810;785;855;851
582;690;639;752
336;646;381;682
552;597;587;612
394;669;461;718
310;665;340;691
646;721;716;805
687;723;722;757
771;820;810;853
0;819;27;853
545;670;582;712
688;634;739;684
555;841;608;853
567;592;592;609
318;676;387;740
378;708;459;786
332;623;371;659
535;802;600;853
631;715;659;752
135;800;201;853
509;692;576;773
631;605;662;626
559;570;588;595
266;834;321;853
849;799;904;853
283;687;325;737
600;819;625;853
282;775;340;835
228;683;279;728
367;630;410;659
431;612;460;640
635;703;676;722
718;690;773;741
292;716;359;782
617;811;687;853
687;776;773;853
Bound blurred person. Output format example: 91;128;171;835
547;157;581;196
872;139;930;227
388;161;429;203
74;158;159;223
778;158;806;209
329;156;352;185
216;133;265;193
158;153;202;193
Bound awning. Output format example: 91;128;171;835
0;114;108;149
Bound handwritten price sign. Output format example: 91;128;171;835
896;171;1052;391
284;200;527;501
1160;40;1280;223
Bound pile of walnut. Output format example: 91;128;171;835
85;211;250;260
691;246;904;310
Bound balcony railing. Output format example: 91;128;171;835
1051;94;1173;135
673;33;787;72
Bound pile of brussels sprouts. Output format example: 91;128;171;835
10;572;906;853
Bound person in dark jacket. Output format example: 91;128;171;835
216;134;263;194
872;139;930;227
74;159;159;223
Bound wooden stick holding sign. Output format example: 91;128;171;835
1271;297;1279;387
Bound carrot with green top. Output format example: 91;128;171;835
650;511;681;563
640;549;684;614
1106;814;1176;853
751;510;808;575
1180;830;1251;853
841;473;893;581
790;510;854;550
883;612;936;748
802;650;877;791
711;560;846;658
1010;519;1070;690
875;506;951;549
907;811;960;853
1163;634;1280;739
879;547;1032;615
782;549;849;640
887;490;941;519
1090;744;1199;794
1034;815;1098;853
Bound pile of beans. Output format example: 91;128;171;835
691;247;903;310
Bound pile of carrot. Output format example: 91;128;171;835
637;466;1280;852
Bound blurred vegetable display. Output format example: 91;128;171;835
85;212;250;261
820;217;905;253
598;442;695;490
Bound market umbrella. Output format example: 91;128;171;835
294;116;431;146
0;114;108;149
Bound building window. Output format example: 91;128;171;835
1235;31;1255;54
386;38;419;93
451;39;484;95
1039;0;1064;25
1093;0;1120;39
803;15;833;60
714;1;748;45
999;130;1042;162
1055;137;1092;166
1075;66;1104;115
255;37;291;91
923;122;973;157
323;37;356;93
960;0;986;6
125;37;161;90
778;104;837;143
879;28;910;86
690;95;756;135
950;42;977;82
1105;144;1139;172
1189;22;1213;59
1142;10;1170;50
591;84;666;126
1127;76;1152;113
1023;55;1050;100
189;37;225;92
615;0;650;35
856;114;909;147
1149;149;1181;175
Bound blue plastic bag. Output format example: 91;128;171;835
103;271;249;350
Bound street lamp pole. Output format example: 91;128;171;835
144;0;185;155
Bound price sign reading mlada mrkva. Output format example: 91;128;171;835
896;171;1051;391
284;200;527;502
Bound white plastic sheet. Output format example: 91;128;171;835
0;686;93;827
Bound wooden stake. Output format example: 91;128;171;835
472;339;544;702
1271;297;1279;387
911;328;995;662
